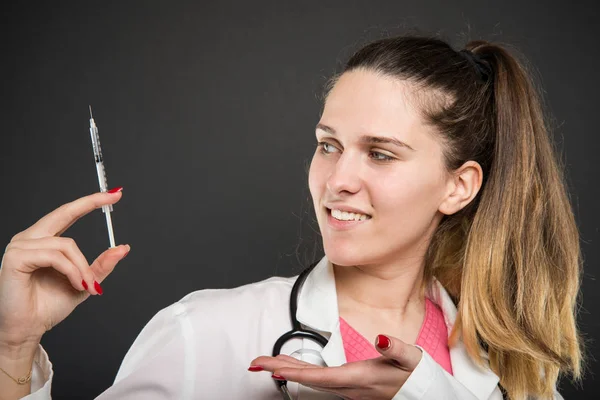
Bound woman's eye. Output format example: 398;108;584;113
317;142;394;162
370;151;394;162
317;141;339;154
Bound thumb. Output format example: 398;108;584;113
374;334;423;371
90;244;130;283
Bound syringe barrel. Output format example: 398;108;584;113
95;162;113;212
89;116;112;212
89;123;103;163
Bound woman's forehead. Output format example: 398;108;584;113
321;70;433;143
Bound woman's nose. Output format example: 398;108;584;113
326;153;362;195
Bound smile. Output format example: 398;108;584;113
330;208;371;221
326;208;371;230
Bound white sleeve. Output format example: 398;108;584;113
22;301;189;400
391;348;481;400
18;344;54;400
392;347;565;400
94;301;190;399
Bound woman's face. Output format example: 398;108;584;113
308;69;452;267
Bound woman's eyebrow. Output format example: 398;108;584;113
316;123;416;151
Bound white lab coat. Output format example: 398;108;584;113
23;255;563;399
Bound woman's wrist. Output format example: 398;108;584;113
0;332;40;361
0;340;37;400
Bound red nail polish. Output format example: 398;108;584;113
271;374;286;380
376;334;391;350
94;281;103;295
107;186;123;193
248;366;263;372
82;280;88;290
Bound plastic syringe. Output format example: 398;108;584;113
89;106;116;248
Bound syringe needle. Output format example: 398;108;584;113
89;105;93;118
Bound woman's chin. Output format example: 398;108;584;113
323;243;373;267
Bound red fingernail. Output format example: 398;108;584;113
248;366;263;372
94;281;103;295
107;186;123;193
82;280;88;290
375;334;391;350
271;374;285;380
122;251;130;259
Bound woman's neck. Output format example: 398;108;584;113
334;260;425;320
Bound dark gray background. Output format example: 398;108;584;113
1;0;598;398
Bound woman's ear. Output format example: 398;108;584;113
439;161;483;215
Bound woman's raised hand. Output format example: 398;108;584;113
0;190;130;350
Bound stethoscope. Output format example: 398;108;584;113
272;261;330;399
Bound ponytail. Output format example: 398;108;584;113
450;42;584;399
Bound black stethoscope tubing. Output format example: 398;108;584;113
271;261;329;394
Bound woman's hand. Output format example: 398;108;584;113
249;334;422;400
0;190;130;350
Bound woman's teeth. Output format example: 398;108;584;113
331;209;370;221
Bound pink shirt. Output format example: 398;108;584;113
339;297;453;375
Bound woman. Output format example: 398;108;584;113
0;35;583;399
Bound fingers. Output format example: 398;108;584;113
4;247;90;293
275;364;361;388
250;354;315;370
249;354;319;377
90;244;130;283
374;334;422;371
6;237;116;295
274;354;308;365
12;190;123;241
250;355;361;389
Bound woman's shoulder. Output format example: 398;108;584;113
113;274;299;383
162;274;297;324
182;274;295;303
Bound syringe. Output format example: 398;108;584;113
89;106;116;248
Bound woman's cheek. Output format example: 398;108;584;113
308;156;324;196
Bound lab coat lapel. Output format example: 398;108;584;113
295;256;347;367
429;278;501;399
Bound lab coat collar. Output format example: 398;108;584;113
426;275;500;399
295;255;347;367
296;256;339;333
295;255;500;399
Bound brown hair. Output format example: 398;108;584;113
323;35;584;399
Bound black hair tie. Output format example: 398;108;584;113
458;49;492;83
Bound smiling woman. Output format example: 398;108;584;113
0;34;583;400
305;36;582;400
